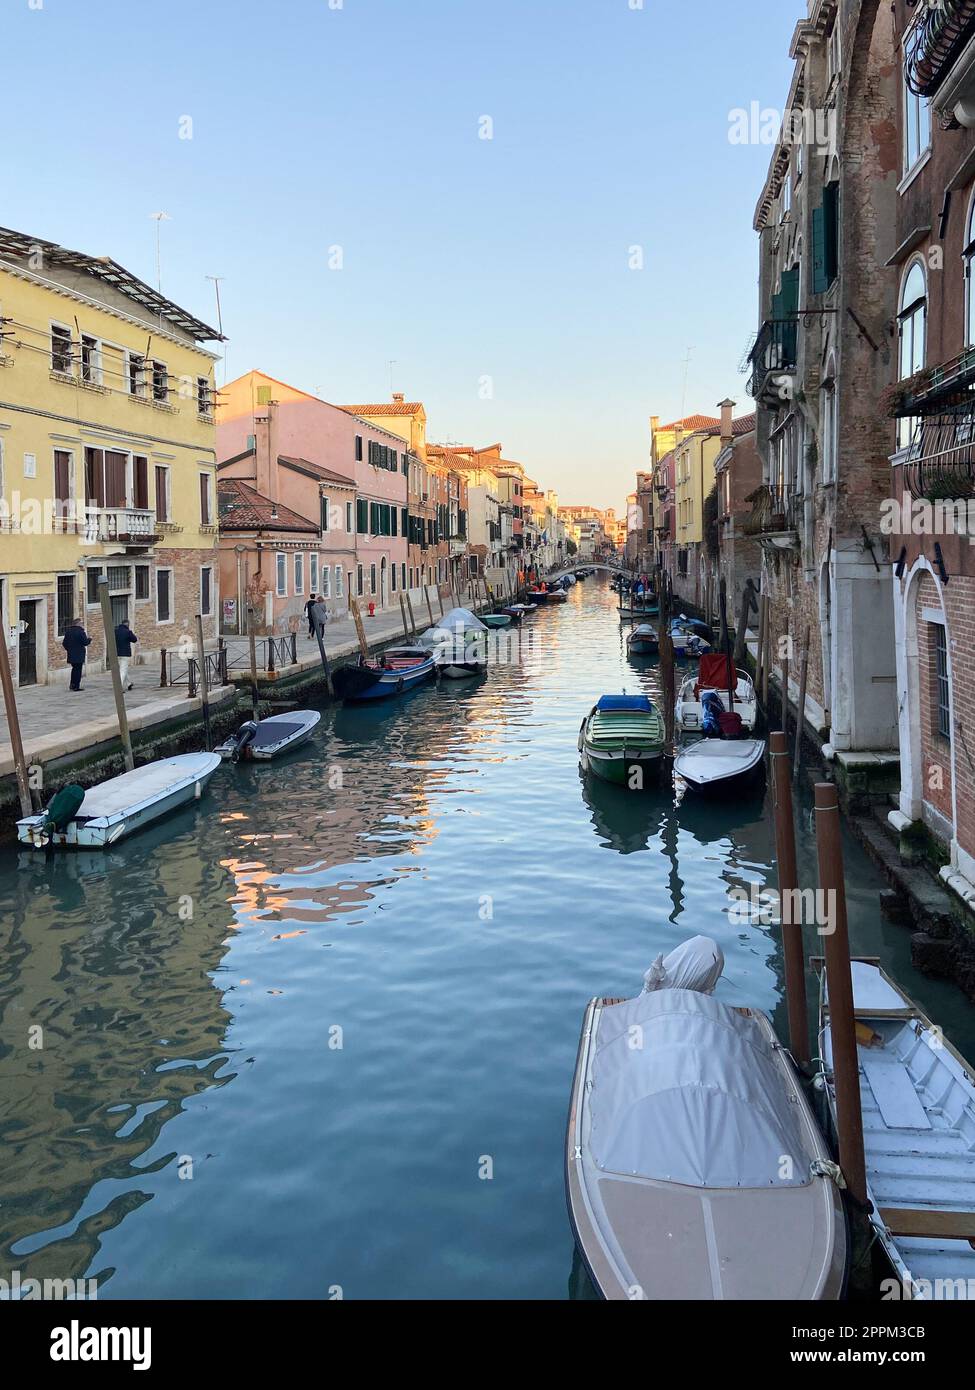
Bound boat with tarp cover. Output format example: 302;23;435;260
578;694;666;787
567;936;848;1300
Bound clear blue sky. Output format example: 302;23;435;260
4;0;797;511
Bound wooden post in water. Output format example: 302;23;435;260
312;603;333;699
399;594;411;641
814;782;868;1206
0;626;34;817
406;593;417;639
425;586;435;629
756;591;768;693
781;617;791;737
437;584;445;618
195;613;212;752
761;601;771;708
794;627;810;782
247;619;259;720
733;581;754;665
98;578;134;771
769;732;809;1065
349;598;370;659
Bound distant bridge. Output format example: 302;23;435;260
545;561;628;582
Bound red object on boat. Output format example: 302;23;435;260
695;652;736;696
718;711;744;738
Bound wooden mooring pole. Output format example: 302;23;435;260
814;781;868;1207
399;594;411;641
349;599;370;659
98;578;134;771
0;626;34;817
769;731;809;1065
247;620;260;720
195;614;212;753
794;626;810;783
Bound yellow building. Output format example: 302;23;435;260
0;226;222;686
673;428;723;548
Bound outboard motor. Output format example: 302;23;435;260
701;689;724;738
228;720;258;763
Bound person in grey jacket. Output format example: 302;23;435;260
114;621;138;691
62;620;92;692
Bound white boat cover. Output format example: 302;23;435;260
642;935;724;994
76;753;219;818
590;990;808;1188
437;607;487;633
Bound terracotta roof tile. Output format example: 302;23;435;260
217;478;318;533
658;414;721;433
341;403;424;416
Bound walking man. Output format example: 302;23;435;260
304;594;319;639
114;617;138;691
62;618;92;692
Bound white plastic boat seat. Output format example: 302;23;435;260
859;1050;931;1130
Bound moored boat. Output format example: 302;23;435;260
332;646;437;701
481;612;512;629
17;752;222;849
567;940;848;1300
216;710;321;762
626;623;658;656
674;737;766;792
578;694;666;788
675;652;758;733
816;959;975;1299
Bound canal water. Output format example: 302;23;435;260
1;575;973;1300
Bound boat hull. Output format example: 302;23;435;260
674;738;766;792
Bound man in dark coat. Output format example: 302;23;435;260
62;619;92;692
304;594;319;639
114;620;138;691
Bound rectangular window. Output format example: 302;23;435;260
197;376;212;416
133;455;149;510
56;574;75;635
310;553;319;595
53;449;72;524
86;566;103;606
135;564;150;601
200;472;212;525
155;465;171;522
934;623;951;741
104;451;127;508
335;566;344;598
321;494;330;532
355;435;363;461
294;552;304;595
51;323;72;374
391;563;397;592
201;566;213;617
904;72;930;176
356;498;368;533
276;553;287;596
401;563;407;591
127;351;146;396
357;564;364;597
152;360;168;403
156;568;173;623
321;562;330;598
81;333;102;384
370;562;376;595
346;500;353;532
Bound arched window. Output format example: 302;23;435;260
965;195;975;347
899;262;926;381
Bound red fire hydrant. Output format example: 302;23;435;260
368;601;376;617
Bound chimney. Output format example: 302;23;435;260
254;408;276;503
718;398;735;447
392;392;405;405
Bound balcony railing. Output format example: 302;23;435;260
906;0;975;98
743;484;801;538
903;408;975;500
83;507;158;545
747;319;798;403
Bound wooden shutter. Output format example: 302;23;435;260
134;456;149;510
104;451;127;508
85;447;104;507
155;466;169;522
54;450;71;506
200;473;211;524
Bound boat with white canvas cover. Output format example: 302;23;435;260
215;710;321;761
675;652;758;733
674;737;766;792
420;607;488;678
816;958;975;1299
17;752;222;849
567;937;848;1300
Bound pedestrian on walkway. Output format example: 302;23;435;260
62;618;92;692
114;619;138;691
304;595;320;639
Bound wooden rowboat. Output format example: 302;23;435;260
579;695;666;788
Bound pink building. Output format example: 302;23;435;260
217;371;409;630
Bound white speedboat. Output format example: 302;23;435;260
817;959;975;1299
675;653;757;733
17;752;222;849
216;709;321;761
567;939;848;1300
674;737;766;792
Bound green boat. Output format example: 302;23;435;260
578;694;666;789
481;612;512;629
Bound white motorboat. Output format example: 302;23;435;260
17;752;222;849
675;653;757;733
567;938;848;1300
420;608;488;678
817;958;975;1299
216;709;321;761
674;737;766;792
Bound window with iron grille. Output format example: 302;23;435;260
934;623;950;741
56;575;76;634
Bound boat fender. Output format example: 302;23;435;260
195;781;202;800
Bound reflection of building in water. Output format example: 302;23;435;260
0;838;234;1286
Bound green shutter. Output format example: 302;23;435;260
824;182;839;285
356;498;368;534
780;266;799;316
391;506;397;537
811;205;828;295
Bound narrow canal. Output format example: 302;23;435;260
1;576;973;1299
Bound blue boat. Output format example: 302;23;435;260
332;646;437;702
